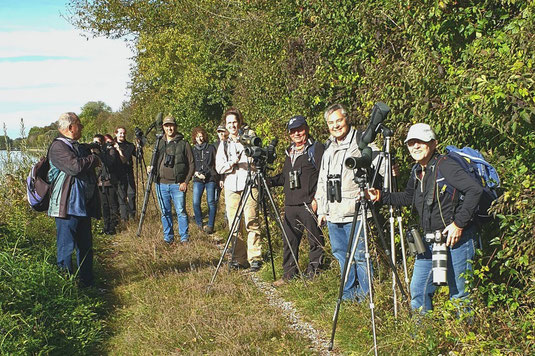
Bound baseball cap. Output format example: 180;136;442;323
287;115;307;131
162;115;176;125
404;123;436;143
217;125;226;132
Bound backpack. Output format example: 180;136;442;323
26;137;72;212
306;140;323;170
436;145;501;221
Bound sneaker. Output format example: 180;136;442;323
164;239;174;245
249;260;263;272
203;226;214;234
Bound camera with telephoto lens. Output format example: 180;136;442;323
327;174;342;203
406;225;427;256
289;170;301;190
163;154;175;168
425;230;448;286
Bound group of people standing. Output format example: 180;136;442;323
48;105;483;316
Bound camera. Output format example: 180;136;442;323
134;127;146;147
406;226;427;256
289;170;301;190
163;154;175;168
327;174;342;203
425;230;448;286
239;134;262;147
86;142;102;150
242;136;277;165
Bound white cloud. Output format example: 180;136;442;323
0;30;133;138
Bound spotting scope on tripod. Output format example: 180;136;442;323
328;102;411;354
136;112;163;237
207;135;308;290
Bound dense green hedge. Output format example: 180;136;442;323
69;0;534;349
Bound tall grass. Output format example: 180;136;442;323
0;142;107;355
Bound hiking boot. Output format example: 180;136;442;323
229;261;248;270
203;225;214;234
249;260;263;272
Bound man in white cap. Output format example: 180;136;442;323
368;123;483;313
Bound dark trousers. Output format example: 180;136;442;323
118;173;136;221
100;185;119;232
282;204;325;280
55;215;93;286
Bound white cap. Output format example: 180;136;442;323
404;123;436;143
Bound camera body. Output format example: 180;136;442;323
327;174;342;203
425;230;448;286
406;226;427;256
289;170;301;190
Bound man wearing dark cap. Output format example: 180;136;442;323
213;125;228;207
368;123;483;313
148;115;194;244
268;115;325;286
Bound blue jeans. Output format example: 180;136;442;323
55;215;93;286
328;221;371;301
410;226;477;313
192;181;217;228
155;183;189;242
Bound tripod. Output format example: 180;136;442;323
329;168;410;354
136;134;164;237
371;126;410;317
134;141;145;213
208;160;305;290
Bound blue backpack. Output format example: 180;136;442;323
26;137;72;212
436;145;501;221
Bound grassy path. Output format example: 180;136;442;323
94;215;327;355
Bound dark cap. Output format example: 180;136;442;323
287;115;307;131
217;125;226;132
162;115;176;125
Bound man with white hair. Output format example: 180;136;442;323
48;112;101;287
367;123;483;313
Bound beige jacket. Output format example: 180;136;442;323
315;127;383;223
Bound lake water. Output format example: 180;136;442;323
0;150;39;173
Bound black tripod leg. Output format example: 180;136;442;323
257;182;276;280
207;183;252;291
258;175;306;283
329;200;362;351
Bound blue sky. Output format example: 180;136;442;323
0;0;132;139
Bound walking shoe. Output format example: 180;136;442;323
249;260;263;272
203;225;214;234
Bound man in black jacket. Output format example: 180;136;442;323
368;123;483;313
269;115;325;285
114;126;136;221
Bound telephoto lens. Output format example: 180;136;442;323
431;230;448;286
